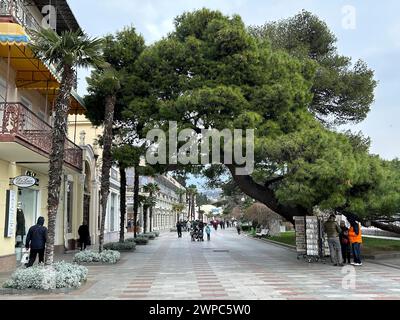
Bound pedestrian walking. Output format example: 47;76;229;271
205;225;211;241
339;221;351;264
78;220;90;251
25;217;48;267
176;221;183;238
236;221;242;235
348;217;363;266
323;214;344;266
186;221;191;232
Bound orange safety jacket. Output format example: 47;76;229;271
349;223;362;244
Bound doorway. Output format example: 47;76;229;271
15;188;39;260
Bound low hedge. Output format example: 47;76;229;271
2;261;88;290
133;236;149;245
73;250;120;264
103;241;136;251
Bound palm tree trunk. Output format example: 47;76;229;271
143;205;148;234
45;65;75;265
99;94;116;252
119;165;126;243
133;165;139;238
149;206;153;232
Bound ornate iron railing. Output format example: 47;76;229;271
0;102;82;170
0;0;41;31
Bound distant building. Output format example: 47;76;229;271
126;170;186;233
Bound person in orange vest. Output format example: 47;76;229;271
348;218;363;266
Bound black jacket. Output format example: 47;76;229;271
78;225;90;241
26;217;47;250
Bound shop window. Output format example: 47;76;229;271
67;181;74;233
20;96;32;110
0;76;6;102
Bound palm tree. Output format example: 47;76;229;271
172;203;185;223
142;195;156;234
143;183;160;232
86;68;121;252
30;29;103;265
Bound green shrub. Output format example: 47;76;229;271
146;233;156;240
241;225;252;232
103;241;136;251
133;236;149;245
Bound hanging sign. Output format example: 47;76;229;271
10;176;38;188
4;190;16;238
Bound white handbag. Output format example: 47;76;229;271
20;249;30;264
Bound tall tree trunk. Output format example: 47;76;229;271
149;206;153;232
227;165;400;235
119;165;126;243
143;205;148;234
133;165;139;238
45;65;75;265
187;194;191;220
98;95;116;252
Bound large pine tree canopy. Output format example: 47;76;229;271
85;9;400;231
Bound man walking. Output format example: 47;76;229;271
25;217;48;267
176;221;183;238
323;214;344;267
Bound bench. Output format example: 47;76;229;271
256;229;270;238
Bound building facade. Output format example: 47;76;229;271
0;0;85;271
67;116;122;245
126;170;186;233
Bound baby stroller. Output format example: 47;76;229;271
191;227;204;242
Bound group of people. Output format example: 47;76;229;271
23;217;90;267
324;214;363;267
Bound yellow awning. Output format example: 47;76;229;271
0;23;86;115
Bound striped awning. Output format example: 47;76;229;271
0;23;30;45
0;22;86;115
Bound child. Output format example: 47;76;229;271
205;225;211;241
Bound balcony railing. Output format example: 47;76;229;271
0;102;83;171
0;0;41;31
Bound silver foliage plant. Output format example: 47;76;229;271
3;261;88;290
73;250;120;264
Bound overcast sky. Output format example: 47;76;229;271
68;0;400;161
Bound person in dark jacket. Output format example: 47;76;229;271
339;221;351;264
176;221;182;238
25;217;48;267
78;220;90;251
323;214;344;266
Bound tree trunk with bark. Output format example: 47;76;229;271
149;206;153;232
227;165;400;234
133;166;139;238
98;95;116;252
119;165;126;243
143;205;148;234
45;65;75;265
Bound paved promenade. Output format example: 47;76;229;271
1;228;400;300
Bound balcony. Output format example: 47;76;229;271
0;102;82;171
0;0;41;31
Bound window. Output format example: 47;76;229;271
66;181;74;233
20;96;32;110
0;76;6;102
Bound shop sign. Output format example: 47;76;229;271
4;190;16;238
11;176;38;188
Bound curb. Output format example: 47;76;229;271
244;233;296;251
